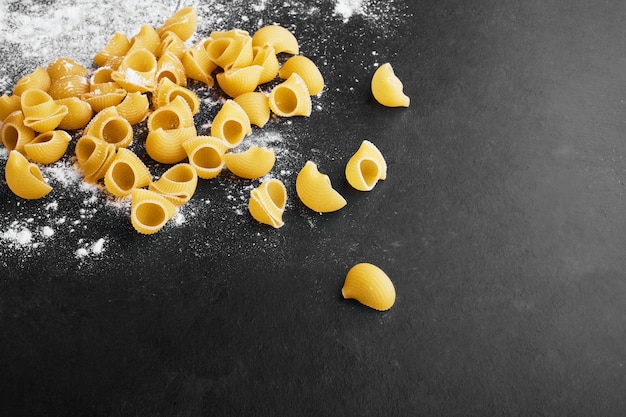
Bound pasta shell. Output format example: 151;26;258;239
156;51;187;86
84;106;133;148
129;24;161;56
130;188;177;235
224;146;275;179
111;48;157;93
0;111;36;152
156;7;197;41
233;92;270;128
216;65;264;98
252;25;299;54
0;94;22;122
207;30;252;68
104;148;152;197
210;99;251;147
149;163;198;206
24;130;71;164
5;150;52;200
345;140;387;191
85;143;117;183
181;39;216;86
146;126;197;164
91;67;115;84
279;55;324;96
248;178;287;228
295;160;346;213
147;95;194;131
13;67;51;96
341;263;396;311
157;31;187;59
371;63;410;107
56;97;93;130
152;78;200;115
47;75;90;100
20;88;66;119
75;135;113;177
81;86;127;112
252;43;280;85
46;57;88;82
115;92;150;125
268;73;311;117
93;32;130;67
182;135;229;179
23;106;69;133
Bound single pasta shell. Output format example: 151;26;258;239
156;7;197;41
181;40;216;86
210;99;251;147
156;51;187;86
130;188;177;235
129;24;161;56
295;161;346;213
47;57;89;82
145;126;197;164
149;163;198;206
279;55;324;96
1;110;36;152
157;31;187;59
0;94;22;122
20;89;63;119
13;67;51;96
148;95;194;131
345;140;387;191
224;146;275;179
91;67;115;84
207;30;252;68
56;97;93;130
81;88;127;113
152;78;200;115
233;92;270;128
75;135;112;177
268;73;312;117
47;75;90;100
248;178;287;228
84;106;133;148
182;135;229;179
93;32;130;67
111;48;157;93
115;92;150;125
84;144;117;183
24;130;71;165
341;263;396;311
371;63;410;107
252;44;280;85
252;25;299;54
5;150;52;200
23;105;69;133
216;65;264;98
104;148;152;197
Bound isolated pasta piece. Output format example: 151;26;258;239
181;39;216;86
342;263;396;311
93;32;130;67
0;94;21;121
252;43;280;84
0;110;36;152
233;92;270;128
84;106;133;148
20;89;68;132
207;29;253;68
5;150;52;200
149;163;198;205
268;73;311;117
129;24;160;56
24;130;71;164
345;140;387;191
152;78;200;115
296;161;346;213
182;135;229;179
371;63;410;107
248;178;287;228
130;188;177;235
115;92;150;125
46;57;88;82
224;146;275;179
156;7;197;41
56;97;93;130
13;66;51;96
279;55;324;96
216;65;264;98
156;51;187;86
252;25;299;54
210;99;251;147
104;148;152;197
111;47;158;93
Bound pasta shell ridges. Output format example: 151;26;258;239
295;161;346;213
371;63;410;108
5;150;53;200
341;263;396;311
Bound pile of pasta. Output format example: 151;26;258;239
0;7;396;235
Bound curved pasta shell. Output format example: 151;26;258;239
182;135;229;179
224;146;275;179
130;188;177;235
279;55;324;96
157;31;186;59
81;87;127;112
146;126;197;164
181;39;216;86
345;140;387;191
23;107;69;133
216;65;264;98
5;150;52;200
75;135;113;177
13;67;51;96
84;106;133;148
268;73;311;117
156;7;197;41
295;160;346;213
233;92;270;128
210;99;251;147
91;67;115;84
24;130;71;164
248;178;287;228
20;88;67;119
152;78;200;115
149;163;198;205
47;75;90;100
115;92;149;125
342;263;396;311
0;94;22;122
148;95;194;131
46;57;88;82
371;63;410;107
207;30;252;68
252;25;299;55
111;48;157;93
93;32;130;67
0;110;36;152
129;24;161;56
156;51;187;86
104;148;152;197
84;143;117;183
56;97;93;130
252;44;280;85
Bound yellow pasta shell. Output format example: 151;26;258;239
181;39;216;86
182;135;229;179
129;24;161;56
81;87;127;112
210;99;251;148
295;160;346;213
345;140;387;191
0;94;22;122
224;146;275;179
5;150;52;200
342;263;396;311
115;92;150;125
248;178;287;228
111;48;157;93
130;188;177;235
252;25;299;55
233;92;270;128
146;126;197;164
371;63;410;107
24;130;71;164
156;7;197;41
13;67;51;96
157;31;187;59
84;143;117;183
47;75;90;100
207;29;253;68
149;163;198;206
93;32;130;67
75;135;112;177
156;51;187;86
84;106;133;148
0;110;36;152
46;57;88;82
268;73;311;117
152;78;200;115
91;67;115;84
104;148;152;197
279;55;324;96
20;88;67;119
147;95;194;131
56;97;93;130
216;65;264;98
252;44;280;85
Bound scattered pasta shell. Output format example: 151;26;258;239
0;94;22;122
248;178;287;228
152;78;200;115
146;126;197;164
75;135;114;178
207;29;253;69
130;188;177;235
345;140;387;191
81;85;127;112
13;66;51;96
5;150;52;200
93;32;130;67
269;73;311;117
224;146;275;179
156;51;187;86
295;161;346;213
156;7;197;41
149;163;198;206
371;63;410;107
104;148;152;197
21;89;69;132
158;31;187;59
0;110;36;152
84;143;117;183
341;263;396;311
233;92;271;128
46;57;88;82
279;55;324;96
47;75;90;100
181;39;216;86
111;47;157;93
115;92;150;125
129;24;161;56
55;97;93;130
216;64;264;98
147;95;194;130
182;135;229;179
210;99;251;147
252;25;299;54
252;43;280;85
24;130;71;165
84;106;133;148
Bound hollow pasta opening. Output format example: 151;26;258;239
135;202;167;227
166;165;195;182
273;87;298;114
28;164;45;182
208;38;231;61
192;147;222;169
102;119;130;145
2;126;19;151
158;71;177;84
222;120;244;144
21;89;48;107
150;109;180;130
111;163;136;191
266;181;286;209
126;50;156;72
33;132;54;144
359;159;380;188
